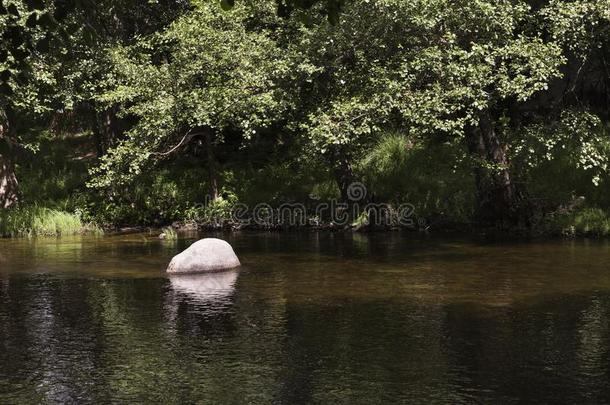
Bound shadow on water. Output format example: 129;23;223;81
1;232;610;403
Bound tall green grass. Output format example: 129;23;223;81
545;208;610;237
160;226;178;240
358;133;474;223
0;206;100;238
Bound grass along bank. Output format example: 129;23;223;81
544;208;610;237
0;206;101;238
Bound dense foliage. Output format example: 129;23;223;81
1;0;609;234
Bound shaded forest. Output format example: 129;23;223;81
0;0;609;236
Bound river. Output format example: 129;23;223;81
1;232;610;403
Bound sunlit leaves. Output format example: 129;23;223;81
90;0;291;190
295;0;564;164
512;110;610;186
543;0;610;55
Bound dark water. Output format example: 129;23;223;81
1;232;610;404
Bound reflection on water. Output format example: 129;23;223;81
1;232;610;403
169;270;238;301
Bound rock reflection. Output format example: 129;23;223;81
169;270;238;303
165;270;240;338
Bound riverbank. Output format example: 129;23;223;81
94;208;610;240
2;203;609;239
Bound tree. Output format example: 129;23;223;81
0;108;18;208
393;0;563;225
543;0;610;117
0;0;186;208
89;0;290;201
48;0;188;155
290;0;562;224
1;0;55;208
499;0;610;209
290;0;420;202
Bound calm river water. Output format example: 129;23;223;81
1;232;610;404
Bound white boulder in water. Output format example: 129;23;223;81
166;238;240;274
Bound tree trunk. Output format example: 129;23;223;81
204;129;219;201
0;117;19;209
466;110;517;226
94;106;120;156
333;153;355;203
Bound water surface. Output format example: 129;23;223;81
1;232;610;403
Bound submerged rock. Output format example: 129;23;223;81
166;238;240;274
